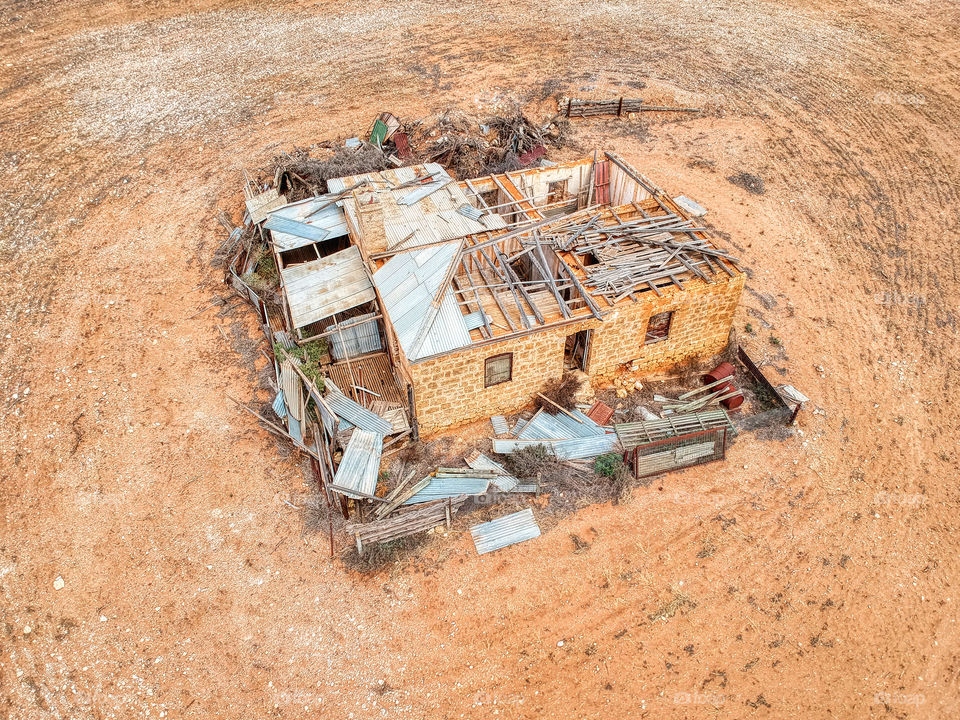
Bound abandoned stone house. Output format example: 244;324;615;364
258;152;744;436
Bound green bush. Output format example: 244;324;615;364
274;339;328;391
594;453;625;478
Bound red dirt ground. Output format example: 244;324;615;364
1;1;958;718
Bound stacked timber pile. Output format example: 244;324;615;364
547;212;742;300
346;495;469;555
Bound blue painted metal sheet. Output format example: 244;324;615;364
267;194;349;252
403;476;490;505
470;509;541;555
324;391;393;435
264;215;331;241
272;390;287;420
287;414;303;443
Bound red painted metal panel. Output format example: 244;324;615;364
594;160;610;204
519;145;546;165
393;131;412;160
586;400;615;427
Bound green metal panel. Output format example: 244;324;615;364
370;118;389;147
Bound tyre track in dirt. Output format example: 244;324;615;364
2;0;959;718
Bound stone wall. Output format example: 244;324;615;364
410;271;744;434
588;271;745;377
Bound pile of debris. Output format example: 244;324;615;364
404;108;570;178
547;208;742;301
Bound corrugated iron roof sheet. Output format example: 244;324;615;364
324;391;393;435
515;409;605;441
492;434;619;460
490;416;509;436
332;429;383;499
403;476;490;505
267;194;349;252
516;410;568;440
471;509;541;555
279;361;302;421
464;452;519;492
246;188;287;224
463;311;487;331
272;390;287;420
554;410;606;438
372;241;472;361
264;215;330;242
328;164;506;251
280;245;376;330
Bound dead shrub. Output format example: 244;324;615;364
265;144;390;201
341;534;426;573
504;443;561;480
299;494;328;535
536;371;583;411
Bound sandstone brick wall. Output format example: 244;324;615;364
588;271;745;377
409;320;594;435
410;271;744;434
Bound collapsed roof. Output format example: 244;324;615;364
263;151;742;359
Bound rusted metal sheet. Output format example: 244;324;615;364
586;400;614;426
392;131;413;160
593;160;610;205
631;427;728;478
518;145;546;165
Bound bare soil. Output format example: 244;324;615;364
1;1;958;718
